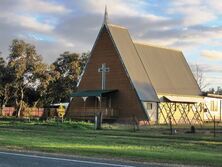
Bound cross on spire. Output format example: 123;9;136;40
103;5;109;25
98;63;110;90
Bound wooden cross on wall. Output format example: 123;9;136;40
98;63;110;90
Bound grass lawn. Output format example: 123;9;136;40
0;119;221;166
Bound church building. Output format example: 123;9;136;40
66;9;212;125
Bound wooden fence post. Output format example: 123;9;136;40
214;116;216;138
95;112;102;130
169;116;173;135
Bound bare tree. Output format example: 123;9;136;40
191;64;209;91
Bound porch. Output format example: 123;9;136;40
69;89;119;120
69;107;118;120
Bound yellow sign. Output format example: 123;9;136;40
57;104;66;118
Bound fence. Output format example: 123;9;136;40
1;107;15;116
1;107;44;118
22;108;44;118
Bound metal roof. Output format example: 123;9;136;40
134;42;201;96
160;95;204;103
70;89;118;97
205;93;222;99
107;24;159;102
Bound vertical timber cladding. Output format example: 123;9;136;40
70;25;147;121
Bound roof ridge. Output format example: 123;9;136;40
134;41;182;52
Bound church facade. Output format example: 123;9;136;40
66;11;213;125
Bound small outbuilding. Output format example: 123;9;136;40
203;93;222;122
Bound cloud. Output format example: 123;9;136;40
0;0;73;62
208;0;222;15
190;63;222;89
0;0;68;14
0;0;221;88
0;1;221;68
190;63;222;73
76;0;168;21
205;77;222;89
22;0;68;14
0;0;69;33
16;15;54;32
201;50;222;60
167;1;217;26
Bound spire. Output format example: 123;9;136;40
103;5;109;25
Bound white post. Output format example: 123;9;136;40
82;97;88;113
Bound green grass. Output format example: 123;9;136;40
0;120;221;166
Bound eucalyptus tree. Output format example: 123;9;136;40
7;39;48;117
45;51;89;104
45;51;81;104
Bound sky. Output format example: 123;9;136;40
0;0;222;90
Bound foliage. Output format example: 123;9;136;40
0;54;6;106
207;86;222;95
45;51;89;104
0;39;89;116
0;53;13;108
79;52;90;72
7;39;48;116
215;87;222;95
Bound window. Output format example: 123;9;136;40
210;100;218;112
146;103;152;110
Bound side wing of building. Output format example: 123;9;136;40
134;43;201;96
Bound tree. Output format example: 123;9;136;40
215;87;222;95
191;64;209;91
7;39;48;117
79;52;90;72
45;52;80;104
0;53;6;107
208;88;215;94
45;51;89;104
0;53;14;108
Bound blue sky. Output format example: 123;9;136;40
0;0;222;90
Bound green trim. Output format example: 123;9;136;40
70;89;118;97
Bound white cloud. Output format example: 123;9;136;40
5;0;69;14
19;15;54;32
0;13;54;32
208;0;222;15
78;0;168;21
0;0;70;33
190;63;222;89
190;63;222;73
168;1;217;26
201;50;222;60
22;0;68;14
58;38;75;48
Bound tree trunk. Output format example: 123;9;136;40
17;101;22;118
16;88;24;118
33;99;40;108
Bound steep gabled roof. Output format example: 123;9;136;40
106;24;159;102
86;16;201;102
134;43;201;96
